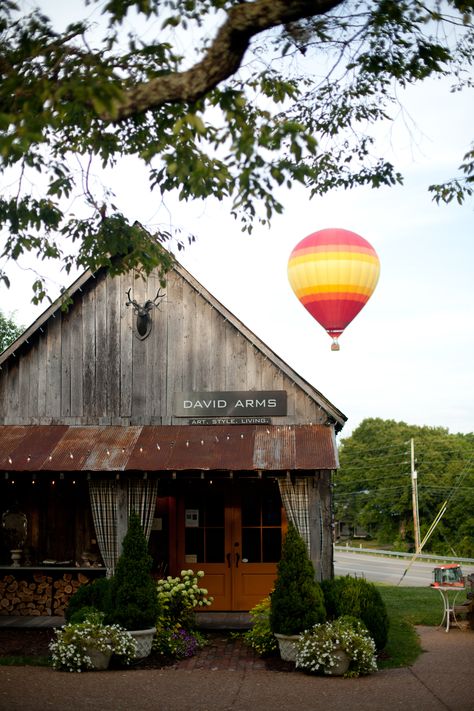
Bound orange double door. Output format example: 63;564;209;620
176;478;285;611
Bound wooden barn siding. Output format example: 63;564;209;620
0;269;326;427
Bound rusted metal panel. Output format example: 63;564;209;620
0;424;338;473
0;425;68;471
294;425;338;470
83;426;142;471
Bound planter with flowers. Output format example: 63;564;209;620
49;611;136;672
295;616;378;677
153;569;213;659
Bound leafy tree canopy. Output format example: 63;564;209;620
335;418;474;557
1;0;473;303
0;309;24;352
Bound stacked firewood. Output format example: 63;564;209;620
0;572;91;616
52;572;90;615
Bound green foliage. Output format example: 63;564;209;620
65;577;112;622
243;596;278;657
0;310;23;353
270;523;326;636
335;418;474;556
108;512;160;630
321;575;389;651
0;1;472;301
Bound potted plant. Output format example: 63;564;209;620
295;616;378;677
269;522;326;661
107;511;160;658
49;610;136;672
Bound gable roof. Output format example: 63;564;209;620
0;258;346;431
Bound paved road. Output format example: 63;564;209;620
334;550;474;586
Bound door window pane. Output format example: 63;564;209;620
185;528;204;562
242;528;261;563
262;492;281;526
262;528;281;562
241;494;260;526
205;528;225;563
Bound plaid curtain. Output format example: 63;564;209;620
89;479;119;576
89;478;158;576
278;477;311;553
128;478;158;540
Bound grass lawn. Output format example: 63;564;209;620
376;584;456;668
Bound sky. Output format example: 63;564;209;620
2;2;474;440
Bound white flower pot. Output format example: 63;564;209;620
323;648;350;676
274;633;300;662
128;627;156;659
85;647;112;670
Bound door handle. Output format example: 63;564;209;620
235;552;240;568
226;553;232;568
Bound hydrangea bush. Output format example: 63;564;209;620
49;611;136;672
295;616;377;678
243;596;278;657
153;570;213;659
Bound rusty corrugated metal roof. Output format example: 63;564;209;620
0;424;338;473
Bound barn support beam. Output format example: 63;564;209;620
308;472;333;582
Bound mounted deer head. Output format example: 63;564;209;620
125;288;165;340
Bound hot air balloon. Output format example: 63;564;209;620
287;228;380;350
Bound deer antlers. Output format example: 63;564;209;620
125;288;165;339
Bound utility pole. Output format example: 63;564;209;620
410;438;421;553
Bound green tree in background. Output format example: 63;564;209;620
335;418;474;556
0;310;23;353
0;1;473;301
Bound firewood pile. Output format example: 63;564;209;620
0;572;91;616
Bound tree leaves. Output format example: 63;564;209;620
0;0;472;301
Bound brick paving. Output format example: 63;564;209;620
172;632;268;671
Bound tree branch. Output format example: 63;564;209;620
111;0;342;120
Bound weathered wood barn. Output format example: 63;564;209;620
0;259;346;615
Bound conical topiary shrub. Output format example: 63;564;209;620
108;512;159;632
270;522;326;636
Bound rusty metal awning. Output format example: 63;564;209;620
0;424;338;474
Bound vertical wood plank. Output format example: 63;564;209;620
130;279;147;424
120;273;133;420
45;315;61;420
70;296;83;419
166;272;184;421
60;309;72;419
107;275;121;420
82;286;96;420
95;274;108;418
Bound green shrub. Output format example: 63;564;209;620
243;596;278;656
270;523;326;636
321;575;389;651
65;576;112;622
108;512;160;630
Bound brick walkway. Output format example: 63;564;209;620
172;632;268;671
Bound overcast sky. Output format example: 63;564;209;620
3;2;473;439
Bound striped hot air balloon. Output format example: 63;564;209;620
287;228;380;350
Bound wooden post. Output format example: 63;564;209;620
116;478;129;558
308;472;334;582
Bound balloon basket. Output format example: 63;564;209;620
331;340;340;352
